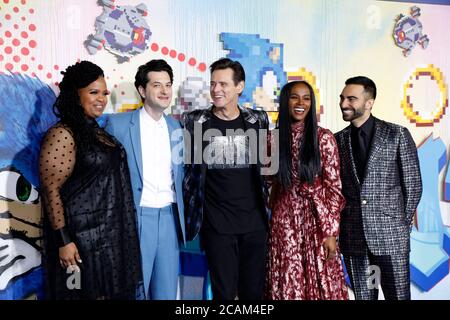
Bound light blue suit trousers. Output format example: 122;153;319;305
138;204;179;300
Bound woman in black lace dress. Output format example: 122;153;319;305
39;61;143;299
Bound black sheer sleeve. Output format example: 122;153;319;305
39;124;75;231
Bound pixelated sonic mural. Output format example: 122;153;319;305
220;33;286;112
171;77;211;120
410;136;450;291
393;6;429;57
401;65;448;127
0;74;57;299
218;33;323;126
85;0;152;63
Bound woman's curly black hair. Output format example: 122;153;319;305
53;60;104;151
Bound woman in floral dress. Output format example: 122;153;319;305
266;80;349;300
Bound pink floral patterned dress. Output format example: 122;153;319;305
266;122;349;300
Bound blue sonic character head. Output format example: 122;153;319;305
220;33;286;112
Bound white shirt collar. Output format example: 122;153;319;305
140;107;166;127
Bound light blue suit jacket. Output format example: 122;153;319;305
105;108;186;244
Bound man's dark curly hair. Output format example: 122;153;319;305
53;60;104;151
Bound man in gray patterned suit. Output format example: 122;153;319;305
335;76;422;300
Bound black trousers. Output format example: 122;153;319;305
201;227;268;300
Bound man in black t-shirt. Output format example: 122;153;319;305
181;58;270;300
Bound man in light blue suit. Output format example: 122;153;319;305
105;60;185;300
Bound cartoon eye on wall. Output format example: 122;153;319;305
0;170;39;204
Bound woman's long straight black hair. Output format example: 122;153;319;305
276;80;321;189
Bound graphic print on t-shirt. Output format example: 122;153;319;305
206;135;250;169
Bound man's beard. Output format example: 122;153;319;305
341;107;365;122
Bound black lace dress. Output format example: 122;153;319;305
40;121;143;299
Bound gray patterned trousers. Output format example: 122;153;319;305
344;247;410;300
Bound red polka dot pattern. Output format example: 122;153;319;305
0;5;208;82
188;58;196;66
1;0;41;78
198;63;206;72
148;42;206;72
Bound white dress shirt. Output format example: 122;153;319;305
139;107;175;208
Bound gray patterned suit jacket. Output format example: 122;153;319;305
334;117;422;256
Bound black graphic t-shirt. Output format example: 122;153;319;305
203;112;266;234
